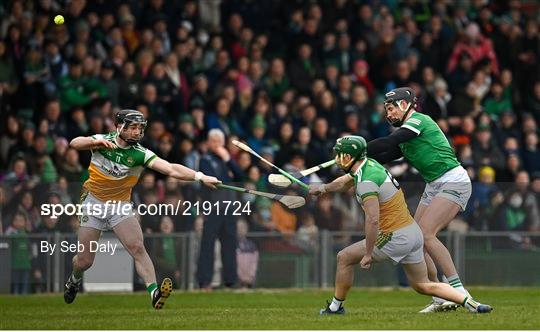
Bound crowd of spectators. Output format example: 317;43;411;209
1;0;540;292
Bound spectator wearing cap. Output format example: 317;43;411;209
465;166;497;225
246;115;269;155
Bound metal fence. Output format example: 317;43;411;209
1;230;539;294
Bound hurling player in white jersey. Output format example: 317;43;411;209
64;110;221;309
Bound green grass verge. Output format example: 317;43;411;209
1;287;539;330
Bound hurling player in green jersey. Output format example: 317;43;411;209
367;87;473;313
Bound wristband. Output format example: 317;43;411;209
319;184;327;193
194;171;204;182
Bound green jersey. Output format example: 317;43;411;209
399;112;461;182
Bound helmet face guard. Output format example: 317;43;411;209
115;110;147;145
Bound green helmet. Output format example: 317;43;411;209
333;135;367;166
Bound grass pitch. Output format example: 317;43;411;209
1;287;539;330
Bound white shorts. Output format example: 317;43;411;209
373;222;424;265
79;191;134;231
420;166;472;211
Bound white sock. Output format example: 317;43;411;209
329;297;343;311
447;274;468;295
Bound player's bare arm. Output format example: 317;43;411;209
69;136;116;150
360;197;379;270
148;157;221;189
309;173;354;195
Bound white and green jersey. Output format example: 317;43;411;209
352;158;413;233
82;131;157;202
399;112;461;183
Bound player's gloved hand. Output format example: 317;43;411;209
94;139;116;150
309;184;326;196
200;174;222;189
360;255;372;269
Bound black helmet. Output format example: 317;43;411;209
115;110;147;145
383;87;417;127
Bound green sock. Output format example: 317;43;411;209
147;282;158;298
72;268;84;282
